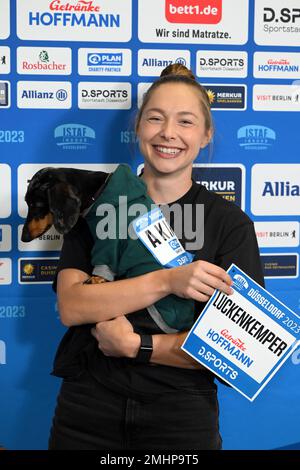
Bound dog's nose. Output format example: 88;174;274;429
21;226;33;243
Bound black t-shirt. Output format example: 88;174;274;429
51;181;264;401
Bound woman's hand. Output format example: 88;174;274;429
167;260;233;303
91;316;140;358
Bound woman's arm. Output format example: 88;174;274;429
58;261;233;327
151;331;204;369
57;268;169;326
91;316;205;370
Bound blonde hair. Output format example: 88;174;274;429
135;63;213;137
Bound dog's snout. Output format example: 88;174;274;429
21;213;54;242
21;225;33;243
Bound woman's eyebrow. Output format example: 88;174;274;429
145;108;198;118
177;111;198;118
145;108;164;114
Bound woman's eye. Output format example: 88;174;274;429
148;116;162;122
180;120;193;125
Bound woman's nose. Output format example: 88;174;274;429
160;120;176;141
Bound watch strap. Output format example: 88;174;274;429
135;334;153;364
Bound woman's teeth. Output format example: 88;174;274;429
155;146;181;155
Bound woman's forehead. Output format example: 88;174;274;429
144;83;202;112
149;82;197;99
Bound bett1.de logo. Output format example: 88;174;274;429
165;0;222;24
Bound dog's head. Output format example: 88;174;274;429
21;167;81;242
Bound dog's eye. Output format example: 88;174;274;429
29;202;45;208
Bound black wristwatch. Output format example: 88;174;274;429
135;334;153;364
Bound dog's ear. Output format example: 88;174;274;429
26;167;58;195
48;182;81;234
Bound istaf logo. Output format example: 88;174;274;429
165;0;222;24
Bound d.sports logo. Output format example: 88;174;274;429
165;0;222;24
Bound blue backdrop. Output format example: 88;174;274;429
0;0;300;450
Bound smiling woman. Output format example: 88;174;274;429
48;63;264;450
135;64;213;204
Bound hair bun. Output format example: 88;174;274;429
160;63;196;80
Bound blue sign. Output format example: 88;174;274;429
204;85;246;110
192;165;245;209
261;254;299;278
19;258;59;283
182;264;300;401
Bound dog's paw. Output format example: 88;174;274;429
83;275;107;285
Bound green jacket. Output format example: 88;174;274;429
85;164;194;332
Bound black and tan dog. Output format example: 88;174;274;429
21;167;109;243
21;166;164;333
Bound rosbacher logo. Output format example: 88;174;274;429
165;0;222;24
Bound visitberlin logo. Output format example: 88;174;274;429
165;0;222;24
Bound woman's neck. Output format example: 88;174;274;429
142;168;193;204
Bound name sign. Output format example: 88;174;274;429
182;264;300;401
133;207;193;268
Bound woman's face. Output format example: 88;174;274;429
137;82;211;178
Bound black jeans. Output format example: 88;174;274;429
49;370;222;450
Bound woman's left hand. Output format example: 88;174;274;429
91;316;140;358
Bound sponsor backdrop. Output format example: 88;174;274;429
0;0;299;450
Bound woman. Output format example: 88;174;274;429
49;64;264;450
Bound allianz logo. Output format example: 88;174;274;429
0;340;6;365
141;57;186;67
262;181;300;197
21;89;68;100
237;125;276;150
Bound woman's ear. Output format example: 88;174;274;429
200;128;213;149
135;125;140;140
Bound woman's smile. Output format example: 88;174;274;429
152;144;184;159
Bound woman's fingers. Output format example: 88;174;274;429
184;261;234;300
168;260;233;301
192;271;233;296
196;261;232;286
188;288;210;303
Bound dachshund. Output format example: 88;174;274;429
21;166;169;334
21;166;109;242
22;166;193;334
21;166;110;285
